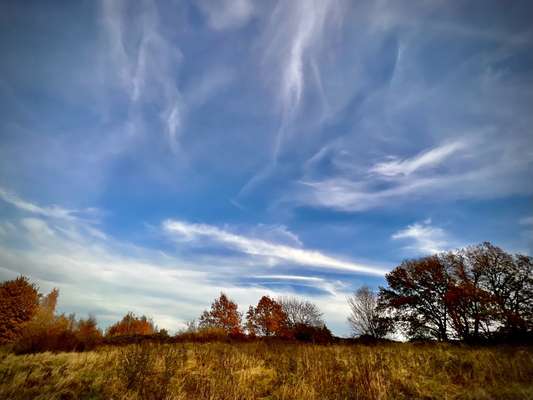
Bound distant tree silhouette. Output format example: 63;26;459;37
199;293;242;335
278;297;324;328
348;286;391;338
290;323;333;343
246;296;288;337
380;255;451;341
442;248;494;341
107;312;155;336
0;276;39;344
380;243;532;342
458;243;532;339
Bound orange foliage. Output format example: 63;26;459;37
199;293;242;335
0;276;39;344
106;312;155;337
246;296;288;337
14;288;103;353
75;316;102;349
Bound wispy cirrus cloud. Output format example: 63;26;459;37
163;219;387;276
0;189;370;335
197;0;254;31
263;0;344;156
392;219;451;255
0;186;99;221
519;216;533;226
369;140;466;177
290;131;532;212
238;0;344;197
101;0;184;150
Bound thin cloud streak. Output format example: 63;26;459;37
0;187;79;221
265;0;343;157
101;0;184;151
370;140;466;177
163;219;388;276
197;0;254;31
291;132;533;212
0;194;360;335
0;189;366;335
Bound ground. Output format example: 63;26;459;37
0;342;532;399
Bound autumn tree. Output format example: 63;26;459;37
380;255;451;341
14;287;103;353
442;249;493;341
199;293;242;334
278;297;324;328
106;312;155;336
462;243;532;338
380;243;532;342
348;286;391;338
246;296;288;336
75;316;102;349
0;276;39;344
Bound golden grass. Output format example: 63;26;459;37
0;342;532;399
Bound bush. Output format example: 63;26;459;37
106;312;155;337
13;314;103;354
289;323;333;343
116;343;186;400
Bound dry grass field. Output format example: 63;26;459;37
1;342;532;400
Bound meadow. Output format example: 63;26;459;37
1;342;532;400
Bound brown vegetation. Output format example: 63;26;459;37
107;313;156;337
0;276;39;344
246;296;288;337
198;292;243;335
1;342;532;399
13;288;102;354
0;242;531;398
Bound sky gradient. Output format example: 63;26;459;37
0;0;532;336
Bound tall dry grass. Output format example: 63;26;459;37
0;342;532;399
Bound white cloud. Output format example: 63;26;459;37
101;0;184;150
519;216;533;226
250;274;344;296
0;186;89;221
290;132;533;212
369;140;466;177
197;0;254;31
392;219;450;255
0;213;358;335
0;190;374;336
262;0;343;156
252;274;324;282
164;219;388;276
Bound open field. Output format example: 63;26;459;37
1;342;532;400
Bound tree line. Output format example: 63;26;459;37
0;242;531;353
350;242;532;343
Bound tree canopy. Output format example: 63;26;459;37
198;293;242;335
0;276;39;344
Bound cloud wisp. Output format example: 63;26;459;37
291;132;532;212
369;140;466;178
238;0;344;197
163;219;388;276
392;219;451;255
0;189;375;335
197;0;254;31
0;187;84;220
101;0;184;151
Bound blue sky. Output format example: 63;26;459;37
0;0;532;336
